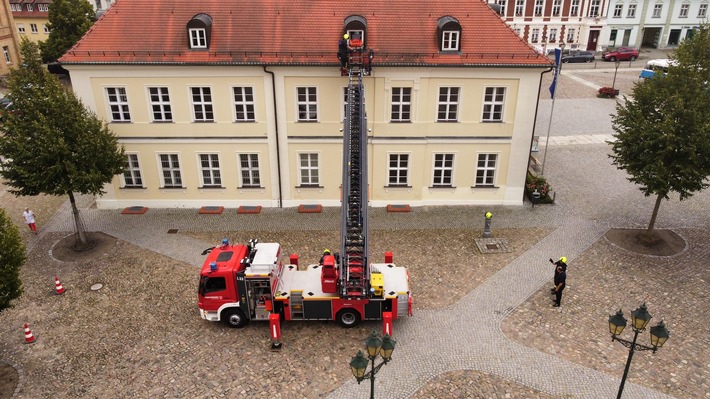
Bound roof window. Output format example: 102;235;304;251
187;13;213;49
344;15;367;47
437;16;461;52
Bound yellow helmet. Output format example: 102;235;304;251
343;34;349;39
324;249;331;254
560;257;567;263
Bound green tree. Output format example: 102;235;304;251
40;0;95;63
0;39;125;249
609;24;710;234
0;209;26;312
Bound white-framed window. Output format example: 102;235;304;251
123;154;143;188
95;0;102;10
589;0;601;17
679;4;689;17
627;4;637;17
548;28;558;43
566;28;576;43
239;153;261;187
148;87;172;122
496;0;507;15
43;24;49;33
531;28;540;43
391;87;411;122
342;86;348;121
30;24;38;33
475;154;498;187
198;153;222;187
388;153;409;186
10;3;21;11
552;0;562;16
700;4;708;17
159;154;182;188
106;87;131;122
613;4;623;18
652;4;663;18
17;24;25;34
233;87;255;122
570;0;580;16
432;153;454;187
482;87;506;122
298;153;320;186
437;87;459;122
26;4;33;11
190;87;213;122
297;87;318;121
189;28;207;48
3;46;10;63
515;0;524;16
38;4;48;11
514;27;522;36
534;0;543;16
442;31;459;51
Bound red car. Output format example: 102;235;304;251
602;47;639;62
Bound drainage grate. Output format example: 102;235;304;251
167;229;179;234
486;243;500;250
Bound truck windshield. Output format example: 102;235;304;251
199;276;227;296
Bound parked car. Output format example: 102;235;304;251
602;47;639;62
561;51;595;63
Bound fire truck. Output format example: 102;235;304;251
197;42;412;330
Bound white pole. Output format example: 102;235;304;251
540;56;563;176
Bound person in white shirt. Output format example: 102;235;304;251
22;207;37;234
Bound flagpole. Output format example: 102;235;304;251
540;45;564;176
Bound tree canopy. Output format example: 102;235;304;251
0;208;26;312
40;0;95;63
0;39;124;247
609;24;710;232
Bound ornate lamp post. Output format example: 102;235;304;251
612;59;621;92
349;331;396;399
608;303;670;399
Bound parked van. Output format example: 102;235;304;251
639;59;677;79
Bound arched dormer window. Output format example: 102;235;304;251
438;16;461;52
187;13;213;49
344;15;367;48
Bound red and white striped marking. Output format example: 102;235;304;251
24;323;36;344
54;276;65;295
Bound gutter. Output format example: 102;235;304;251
263;66;283;208
526;66;554;197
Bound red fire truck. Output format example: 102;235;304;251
198;45;412;329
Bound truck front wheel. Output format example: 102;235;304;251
336;309;361;328
222;308;248;328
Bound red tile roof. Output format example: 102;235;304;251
60;0;551;67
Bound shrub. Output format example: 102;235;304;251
597;86;617;98
525;173;554;203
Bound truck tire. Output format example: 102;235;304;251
222;308;248;328
336;309;360;328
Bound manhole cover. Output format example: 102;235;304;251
167;229;179;234
486;244;500;250
90;283;103;291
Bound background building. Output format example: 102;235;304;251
0;0;21;76
9;0;51;44
60;0;551;210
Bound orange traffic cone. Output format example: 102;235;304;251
23;324;36;344
54;276;65;295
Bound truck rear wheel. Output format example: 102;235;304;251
336;309;360;328
222;308;248;328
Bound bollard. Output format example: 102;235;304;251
483;212;493;238
532;190;541;208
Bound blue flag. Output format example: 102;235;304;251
549;48;561;99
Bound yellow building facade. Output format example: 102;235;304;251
9;0;50;44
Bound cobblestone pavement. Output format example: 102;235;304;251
1;58;708;399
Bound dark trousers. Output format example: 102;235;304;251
554;286;565;305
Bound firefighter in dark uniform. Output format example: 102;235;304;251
549;256;567;293
552;265;566;307
338;34;349;69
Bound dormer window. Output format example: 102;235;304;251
189;29;207;48
187;13;213;50
344;15;367;47
438;16;462;52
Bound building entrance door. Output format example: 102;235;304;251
622;30;631;47
587;30;600;51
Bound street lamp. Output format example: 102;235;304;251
349;330;396;399
612;59;621;92
608;303;670;399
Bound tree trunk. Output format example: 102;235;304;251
68;191;89;247
647;193;664;234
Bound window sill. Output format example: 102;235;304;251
239;186;264;189
436;120;459;123
481;120;504;123
429;185;456;189
151;120;174;123
120;186;146;190
160;186;185;190
297;120;319;123
234;120;256;123
385;185;412;188
199;186;224;189
471;185;499;189
296;185;323;189
193;120;215;123
390;120;412;123
110;121;132;124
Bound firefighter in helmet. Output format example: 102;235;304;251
320;248;332;264
549;256;567;293
338;34;349;68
